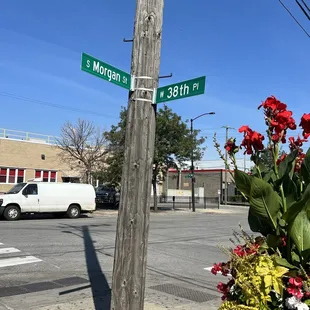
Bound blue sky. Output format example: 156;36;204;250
0;0;309;160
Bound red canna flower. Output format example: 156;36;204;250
238;126;264;155
289;136;307;151
288;135;307;172
258;96;296;144
300;113;310;139
258;95;287;112
224;138;239;156
276;153;287;165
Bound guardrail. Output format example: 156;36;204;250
0;128;58;145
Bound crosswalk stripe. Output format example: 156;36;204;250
0;248;21;255
0;256;42;268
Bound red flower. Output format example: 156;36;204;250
246;243;260;255
287;277;304;299
300;113;310;139
258;96;287;112
239;125;250;133
217;279;235;300
287;286;304;299
281;236;287;247
289;277;303;288
258;96;296;144
211;262;230;276
233;245;246;257
211;263;222;275
238;126;264;155
225;138;238;155
295;152;306;172
276;153;287;165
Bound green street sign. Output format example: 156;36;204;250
81;53;131;90
156;76;206;103
185;174;193;179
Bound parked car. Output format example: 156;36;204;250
0;181;96;221
95;184;119;207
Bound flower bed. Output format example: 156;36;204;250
213;96;310;310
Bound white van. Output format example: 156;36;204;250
0;181;96;221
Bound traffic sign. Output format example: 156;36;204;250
156;76;206;103
81;53;131;90
185;174;193;179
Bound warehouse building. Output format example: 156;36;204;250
0;128;80;193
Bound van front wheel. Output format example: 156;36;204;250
4;205;21;221
67;205;81;219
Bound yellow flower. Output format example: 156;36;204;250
218;301;258;310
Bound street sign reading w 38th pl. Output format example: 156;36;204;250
155;76;206;103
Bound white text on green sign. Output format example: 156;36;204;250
156;76;206;103
81;53;131;90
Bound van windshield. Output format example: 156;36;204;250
6;183;27;194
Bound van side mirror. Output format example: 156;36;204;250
22;189;28;196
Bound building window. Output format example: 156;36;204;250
43;171;49;182
0;168;25;184
50;171;56;182
35;170;57;182
0;168;7;183
17;170;25;183
9;169;15;183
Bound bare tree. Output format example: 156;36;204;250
56;119;107;184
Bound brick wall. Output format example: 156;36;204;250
0;138;80;192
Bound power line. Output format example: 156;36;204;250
0;91;117;118
278;0;310;38
296;0;310;20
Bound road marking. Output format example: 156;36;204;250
204;267;212;271
0;243;4;245
0;248;21;255
0;256;42;268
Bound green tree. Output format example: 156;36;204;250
101;105;205;210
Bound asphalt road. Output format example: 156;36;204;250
0;207;249;310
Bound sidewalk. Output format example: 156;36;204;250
93;205;246;217
35;296;221;310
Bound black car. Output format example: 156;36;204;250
95;185;119;207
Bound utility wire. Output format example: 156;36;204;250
0;91;117;118
296;0;310;20
278;0;310;38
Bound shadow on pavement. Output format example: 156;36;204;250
59;226;111;310
82;226;111;309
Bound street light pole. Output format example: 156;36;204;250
190;119;195;212
190;112;215;212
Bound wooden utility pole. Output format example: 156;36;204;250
111;1;164;309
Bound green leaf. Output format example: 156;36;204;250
248;209;273;236
267;235;281;249
235;170;252;197
282;175;299;210
263;170;276;183
278;149;298;179
284;184;310;223
291;251;301;264
288;200;310;254
249;177;281;230
301;148;310;185
274;257;298;270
